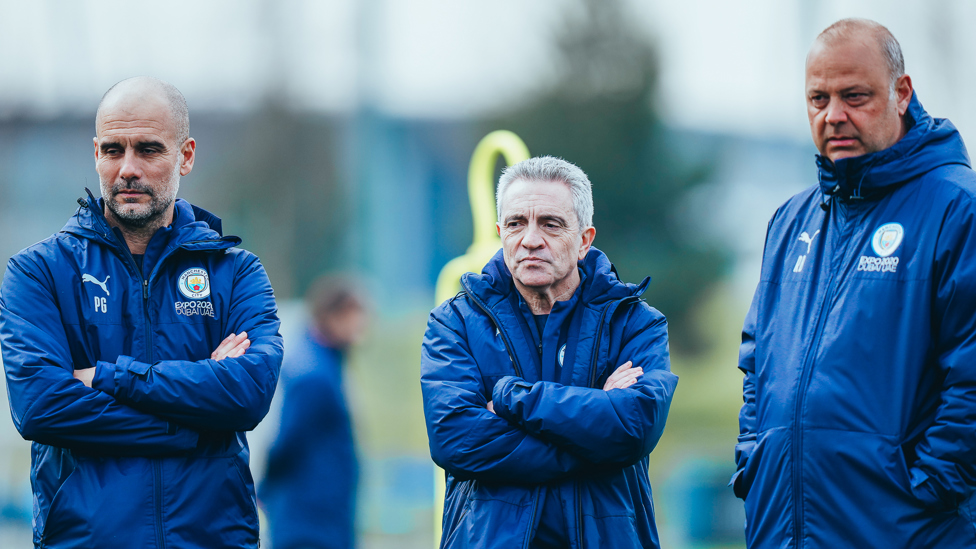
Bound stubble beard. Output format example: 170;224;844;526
102;166;180;231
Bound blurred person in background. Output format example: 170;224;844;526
261;275;368;549
421;156;678;548
734;18;976;548
0;76;283;548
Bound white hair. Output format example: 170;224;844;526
496;156;594;230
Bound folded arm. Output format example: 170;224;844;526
90;253;283;432
0;256;198;455
422;301;596;484
491;303;678;467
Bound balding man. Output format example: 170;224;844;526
734;19;976;547
422;156;677;548
0;77;283;548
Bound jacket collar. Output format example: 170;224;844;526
61;189;241;253
817;92;971;202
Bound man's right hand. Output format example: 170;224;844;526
211;332;250;361
603;361;643;391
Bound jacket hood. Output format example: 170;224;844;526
62;190;241;250
461;247;648;310
818;93;971;201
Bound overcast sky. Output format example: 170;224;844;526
2;0;975;142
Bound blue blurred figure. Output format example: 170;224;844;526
262;276;368;549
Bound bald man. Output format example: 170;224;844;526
0;77;283;548
733;19;976;547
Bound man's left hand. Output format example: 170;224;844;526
211;332;250;360
73;367;96;388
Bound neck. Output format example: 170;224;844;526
515;269;580;315
103;206;173;255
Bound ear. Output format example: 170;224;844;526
895;74;913;116
93;137;99;161
496;223;501;237
578;227;596;260
179;138;197;176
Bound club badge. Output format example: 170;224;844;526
871;222;904;257
178;268;211;299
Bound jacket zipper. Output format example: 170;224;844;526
791;203;859;546
461;289;536;547
97;214;166;549
462;290;525;379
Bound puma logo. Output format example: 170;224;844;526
798;230;821;254
82;274;110;296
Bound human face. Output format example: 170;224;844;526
805;36;912;162
497;178;595;300
94;95;194;229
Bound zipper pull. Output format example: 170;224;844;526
143;279;149;300
537;341;542;356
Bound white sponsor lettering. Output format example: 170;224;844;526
175;301;215;317
857;256;899;273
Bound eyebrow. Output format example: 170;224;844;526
99;140;167;152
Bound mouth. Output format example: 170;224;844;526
826;136;859;148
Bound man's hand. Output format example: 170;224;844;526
486;400;495;414
211;332;250;360
73;367;96;388
603;361;643;391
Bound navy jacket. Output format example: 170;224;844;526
735;94;976;547
261;329;358;549
422;248;677;548
0;195;283;548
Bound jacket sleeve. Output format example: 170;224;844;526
91;252;283;432
421;300;597;484
490;303;677;468
910;196;976;509
0;254;200;455
731;291;758;500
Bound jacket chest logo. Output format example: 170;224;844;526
82;273;110;313
858;222;903;273
792;230;821;273
178;268;211;299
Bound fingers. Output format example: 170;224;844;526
486;400;495;414
212;332;250;360
603;361;643;391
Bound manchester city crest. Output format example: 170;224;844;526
871;222;904;257
178;268;211;299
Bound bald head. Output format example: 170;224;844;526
96;77;189;144
810;18;904;91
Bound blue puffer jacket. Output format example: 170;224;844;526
422;248;677;548
735;94;976;548
0;194;282;548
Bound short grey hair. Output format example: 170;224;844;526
496;156;594;230
97;76;190;144
816;18;905;92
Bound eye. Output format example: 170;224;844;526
809;94;828;108
845;92;869;105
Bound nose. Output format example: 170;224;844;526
824;98;848;125
118;149;142;182
521;223;545;249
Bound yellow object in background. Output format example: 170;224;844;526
432;130;530;546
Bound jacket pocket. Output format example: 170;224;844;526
39;461;89;545
442;481;535;548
